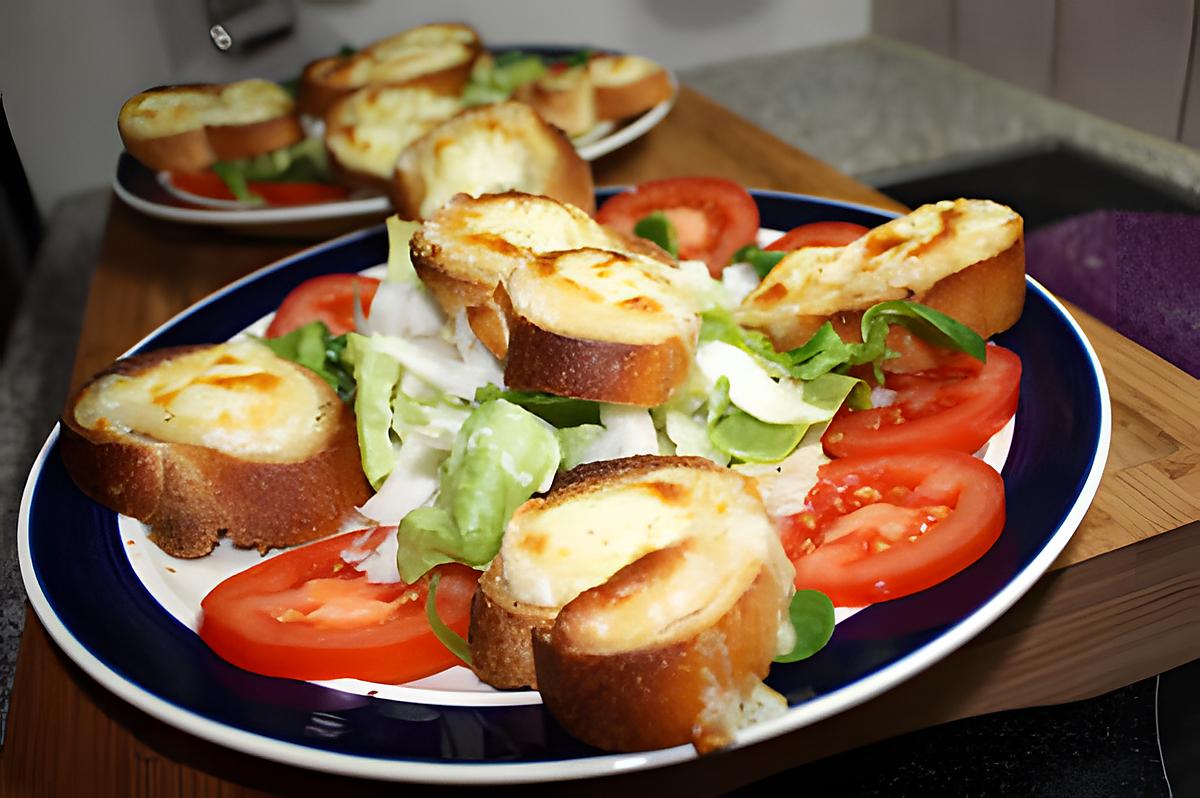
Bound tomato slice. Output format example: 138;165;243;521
199;528;479;683
764;221;869;251
169;171;351;206
595;177;760;276
823;345;1021;459
782;451;1005;606
265;273;382;337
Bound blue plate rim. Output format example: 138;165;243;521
17;190;1111;784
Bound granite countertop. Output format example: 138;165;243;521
0;36;1187;792
681;35;1200;197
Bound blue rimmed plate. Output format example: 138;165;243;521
18;190;1110;784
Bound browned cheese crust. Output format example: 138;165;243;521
390;103;595;220
532;543;786;753
59;346;371;558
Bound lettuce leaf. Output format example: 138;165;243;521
258;321;355;401
395;399;561;582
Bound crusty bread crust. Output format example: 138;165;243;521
590;59;674;121
532;545;786;752
468;556;557;688
391;102;595;220
59;346;371;558
205;115;304;162
121;127;216;174
503;309;692;406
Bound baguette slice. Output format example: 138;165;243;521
513;65;597;137
468;455;795;752
118;80;302;173
59;342;371;558
410;191;669;358
298;23;481;118
588;54;674;121
324;86;462;192
392;101;594;221
501;248;699;406
736;199;1025;369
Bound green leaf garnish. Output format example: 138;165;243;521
774;589;835;663
730;244;786;279
859;301;987;363
473;385;601;428
426;572;472;666
259;321;356;401
633;211;679;257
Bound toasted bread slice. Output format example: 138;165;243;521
410;192;669;358
502;247;699;406
588;54;674;121
324;86;462;192
736;199;1025;369
391;102;594;221
513;65;597;137
298;23;481;118
59;342;370;558
118;80;302;173
467;455;794;751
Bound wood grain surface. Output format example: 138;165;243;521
4;85;1199;796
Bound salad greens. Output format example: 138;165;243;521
774;590;836;663
729;244;786;279
633;211;680;258
258;321;355;401
211;137;333;205
426;572;473;666
395;399;560;583
473;385;601;428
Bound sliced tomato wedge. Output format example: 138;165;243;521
782;451;1005;606
265;273;382;337
199;528;479;683
595;176;760;276
823;345;1021;458
764;221;869;251
169;171;351;206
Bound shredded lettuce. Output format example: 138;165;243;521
385;216;422;284
210;137;332;204
473;384;600;428
426;572;473;665
395;399;561;582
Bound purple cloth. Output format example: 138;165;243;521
1025;211;1200;378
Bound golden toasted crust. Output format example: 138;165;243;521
468;556;557;689
390;102;594;221
513;65;597;137
118;81;301;173
737;199;1025;370
502;308;693;406
297;23;481;118
532;545;786;753
588;55;674;121
59;345;371;558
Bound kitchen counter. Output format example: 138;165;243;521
681;35;1200;195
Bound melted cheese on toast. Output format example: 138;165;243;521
72;342;335;463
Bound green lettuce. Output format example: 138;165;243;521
210;137;332;204
395;399;561;582
258;321;355;401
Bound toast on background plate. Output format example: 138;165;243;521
59;342;370;559
118;79;302;173
588;53;675;121
324;85;463;193
737;198;1025;371
298;22;482;118
513;64;597;137
391;101;594;221
471;454;794;754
